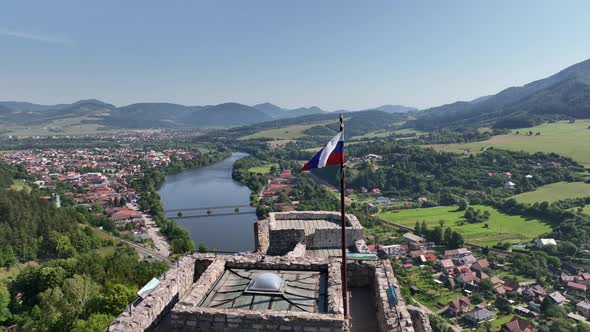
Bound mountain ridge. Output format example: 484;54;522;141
415;58;590;129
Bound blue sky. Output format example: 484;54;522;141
1;1;590;110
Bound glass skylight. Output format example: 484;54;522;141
246;272;284;294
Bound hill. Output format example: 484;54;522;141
252;103;326;119
415;58;590;129
364;105;417;113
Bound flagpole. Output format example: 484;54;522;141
339;113;348;318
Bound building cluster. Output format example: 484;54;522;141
1;147;201;241
372;231;590;329
3;128;204;143
259;168;299;212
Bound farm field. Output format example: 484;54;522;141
427;120;590;165
512;182;590;204
239;122;332;140
247;163;278;174
377;205;551;246
0;116;114;137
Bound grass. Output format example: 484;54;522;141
248;164;278;174
353;128;425;140
512;182;590;204
95;246;117;257
10;180;31;192
427;120;590;165
378;205;551;246
239;122;332;141
0;261;39;281
404;269;464;311
1;116;115;137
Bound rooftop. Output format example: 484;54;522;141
201;268;327;313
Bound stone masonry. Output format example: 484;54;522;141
256;211;365;256
108;211;429;332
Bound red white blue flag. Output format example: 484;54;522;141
301;131;344;171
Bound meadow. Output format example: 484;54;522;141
247;164;278;174
512;181;590;204
239;122;333;140
378;205;551;246
427;120;590;165
0;116;114;137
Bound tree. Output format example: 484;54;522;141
0;283;10;323
430;227;443;244
96;284;136;316
0;245;16;268
71;314;114;332
457;199;469;211
171;238;195;254
479;279;494;294
198;243;208;253
443;227;453;246
447;231;464;249
62;274;101;318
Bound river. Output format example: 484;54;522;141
158;152;256;252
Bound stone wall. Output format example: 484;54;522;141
267;228;306;255
373;260;415;332
170;254;349;332
107;254;206;332
346;262;373;288
261;211;365;255
171;307;347;332
285;243;307;258
254;218;269;253
407;305;433;332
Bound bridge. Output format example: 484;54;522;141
164;204;251;213
169;211;256;219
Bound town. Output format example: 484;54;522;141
1;147;204;258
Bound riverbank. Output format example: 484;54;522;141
131;148;231;256
158;152;257;252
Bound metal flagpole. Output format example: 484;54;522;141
339;113;348;318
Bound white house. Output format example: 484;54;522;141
504;181;516;189
534;238;557;248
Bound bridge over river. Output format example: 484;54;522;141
158;152;257;252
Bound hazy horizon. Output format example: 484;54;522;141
2;0;590;111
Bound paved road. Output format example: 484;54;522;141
127;202;171;257
121;239;172;265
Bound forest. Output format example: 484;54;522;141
0;163;168;331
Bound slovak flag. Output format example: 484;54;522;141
301;131;344;171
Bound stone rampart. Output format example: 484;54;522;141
107;254;210;331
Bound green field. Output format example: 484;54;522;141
10;180;31;192
1;116;115;137
353;128;425;140
239;122;333;141
248;164;278;174
378;205;551;245
512;182;590;204
427;120;590;165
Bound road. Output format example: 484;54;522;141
120;239;172;265
127;202;171;257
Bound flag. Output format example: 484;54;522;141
301;131;344;171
